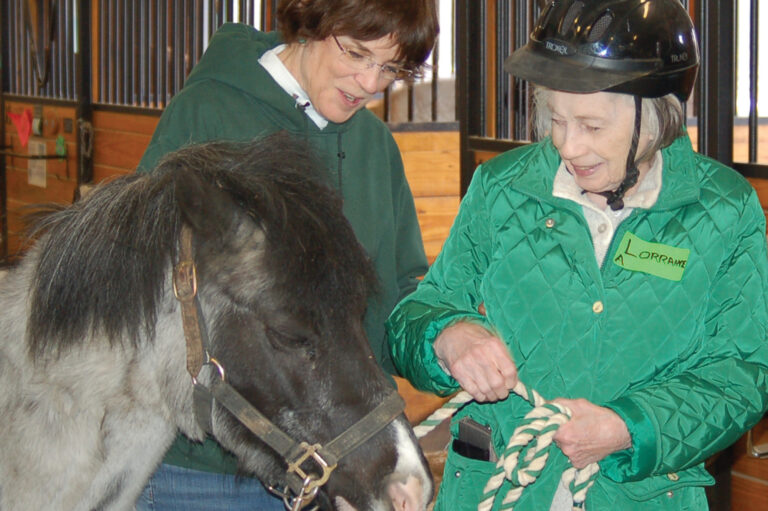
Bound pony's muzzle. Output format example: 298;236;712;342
386;474;429;511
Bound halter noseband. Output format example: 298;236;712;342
172;224;405;510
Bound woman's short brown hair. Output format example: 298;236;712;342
277;0;438;71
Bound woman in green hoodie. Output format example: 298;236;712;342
388;1;768;510
136;1;437;510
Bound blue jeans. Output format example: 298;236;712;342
136;463;284;511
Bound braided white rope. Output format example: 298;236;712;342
415;381;599;511
412;391;473;438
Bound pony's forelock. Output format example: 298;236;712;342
25;134;377;356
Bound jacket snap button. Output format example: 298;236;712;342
592;301;604;314
666;491;674;498
545;218;555;228
667;472;679;481
454;471;461;478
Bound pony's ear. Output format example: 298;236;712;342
174;171;236;236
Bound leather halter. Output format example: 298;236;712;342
172;224;406;510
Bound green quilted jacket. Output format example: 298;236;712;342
388;135;768;510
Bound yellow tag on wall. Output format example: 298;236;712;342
612;232;690;281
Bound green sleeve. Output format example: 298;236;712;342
387;165;495;395
602;189;768;481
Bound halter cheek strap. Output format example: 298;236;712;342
172;224;406;510
593;95;643;211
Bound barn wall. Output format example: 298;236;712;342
3;100;79;254
3;106;460;264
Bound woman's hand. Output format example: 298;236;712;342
433;322;518;402
552;398;632;468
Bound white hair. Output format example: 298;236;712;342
531;87;685;163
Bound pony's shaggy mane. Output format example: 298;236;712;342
26;133;377;356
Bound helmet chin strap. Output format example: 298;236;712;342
593;95;642;210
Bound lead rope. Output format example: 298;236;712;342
414;382;599;511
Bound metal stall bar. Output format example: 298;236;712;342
109;0;117;103
120;0;127;104
128;0;134;104
139;0;147;106
495;0;511;140
407;83;414;122
171;0;180;96
193;0;203;66
164;1;172;107
747;0;758;163
696;0;735;166
184;0;193;79
6;2;16;94
0;2;7;261
457;0;486;195
19;2;30;94
514;0;541;141
431;23;439;122
75;0;93;186
99;0;106;103
64;0;73;99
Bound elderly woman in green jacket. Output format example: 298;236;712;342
388;1;768;510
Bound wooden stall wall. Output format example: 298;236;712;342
87;117;461;266
3;100;79;255
395;131;460;265
732;419;768;510
4;109;460;263
90;111;159;182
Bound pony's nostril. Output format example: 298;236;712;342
386;474;426;511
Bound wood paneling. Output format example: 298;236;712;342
3;101;79;255
395;376;452;426
91;111;159;181
415;195;460;263
402;150;460;197
3;107;461;264
731;417;768;510
394;131;460;264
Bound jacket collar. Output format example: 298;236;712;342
513;134;701;211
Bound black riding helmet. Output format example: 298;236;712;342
504;0;700;210
504;0;699;101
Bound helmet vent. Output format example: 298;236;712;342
560;1;584;35
587;12;614;42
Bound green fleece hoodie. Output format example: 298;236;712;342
138;23;428;474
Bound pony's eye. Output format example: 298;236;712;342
265;326;309;351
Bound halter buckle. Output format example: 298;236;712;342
267;482;320;511
286;442;337;492
172;260;197;300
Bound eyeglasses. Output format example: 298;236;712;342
332;35;421;81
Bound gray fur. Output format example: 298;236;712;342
0;136;431;511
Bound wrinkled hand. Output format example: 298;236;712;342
552;398;632;468
433;322;518;402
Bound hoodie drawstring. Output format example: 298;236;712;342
336;132;345;191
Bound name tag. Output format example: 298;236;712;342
613;232;690;281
